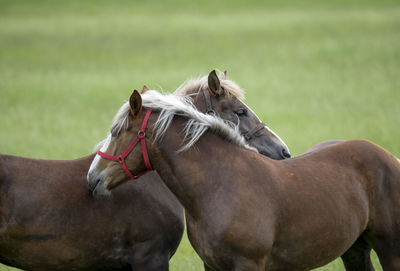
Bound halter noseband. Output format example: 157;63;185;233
241;122;266;141
97;108;153;180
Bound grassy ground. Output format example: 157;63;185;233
0;0;399;270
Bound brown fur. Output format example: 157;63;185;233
90;93;400;271
0;154;184;271
0;71;289;270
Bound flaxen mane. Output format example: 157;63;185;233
108;90;255;152
175;72;245;100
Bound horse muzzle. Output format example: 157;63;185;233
259;145;291;160
87;171;111;197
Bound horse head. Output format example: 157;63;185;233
187;70;290;159
88;90;156;196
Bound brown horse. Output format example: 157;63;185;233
0;155;183;271
88;90;400;271
0;71;290;271
174;71;290;160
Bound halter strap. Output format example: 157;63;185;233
97;108;153;180
241;122;266;141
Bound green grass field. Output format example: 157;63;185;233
0;0;399;270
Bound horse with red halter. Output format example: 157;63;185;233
88;90;400;271
0;71;290;271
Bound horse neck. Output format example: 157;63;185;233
149;117;245;218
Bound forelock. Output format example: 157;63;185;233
174;71;244;100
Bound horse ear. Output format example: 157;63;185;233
129;90;142;116
141;85;149;94
221;70;227;80
208;70;222;96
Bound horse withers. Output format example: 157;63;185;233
88;90;400;271
0;71;290;271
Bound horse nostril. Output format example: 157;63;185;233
281;148;291;159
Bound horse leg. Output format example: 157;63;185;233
340;236;375;271
374;253;400;271
128;241;170;271
363;219;400;270
231;257;264;271
203;258;262;271
363;167;400;271
204;262;214;271
130;252;169;271
369;242;400;271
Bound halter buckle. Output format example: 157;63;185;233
207;109;216;115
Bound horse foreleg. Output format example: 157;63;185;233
231;257;265;271
341;236;375;271
204;262;214;271
130;254;169;271
372;246;400;271
203;258;263;271
129;247;170;271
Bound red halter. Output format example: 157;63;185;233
97;108;153;180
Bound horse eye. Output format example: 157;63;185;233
111;129;120;138
235;109;247;117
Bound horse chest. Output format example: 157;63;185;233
186;207;275;270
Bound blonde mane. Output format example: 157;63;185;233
107;89;254;153
101;72;256;152
175;71;245;100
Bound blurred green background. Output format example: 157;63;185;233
1;0;399;270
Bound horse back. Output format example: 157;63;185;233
0;152;93;181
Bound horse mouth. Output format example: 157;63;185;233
281;148;291;159
88;176;101;192
88;173;111;197
259;149;290;160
